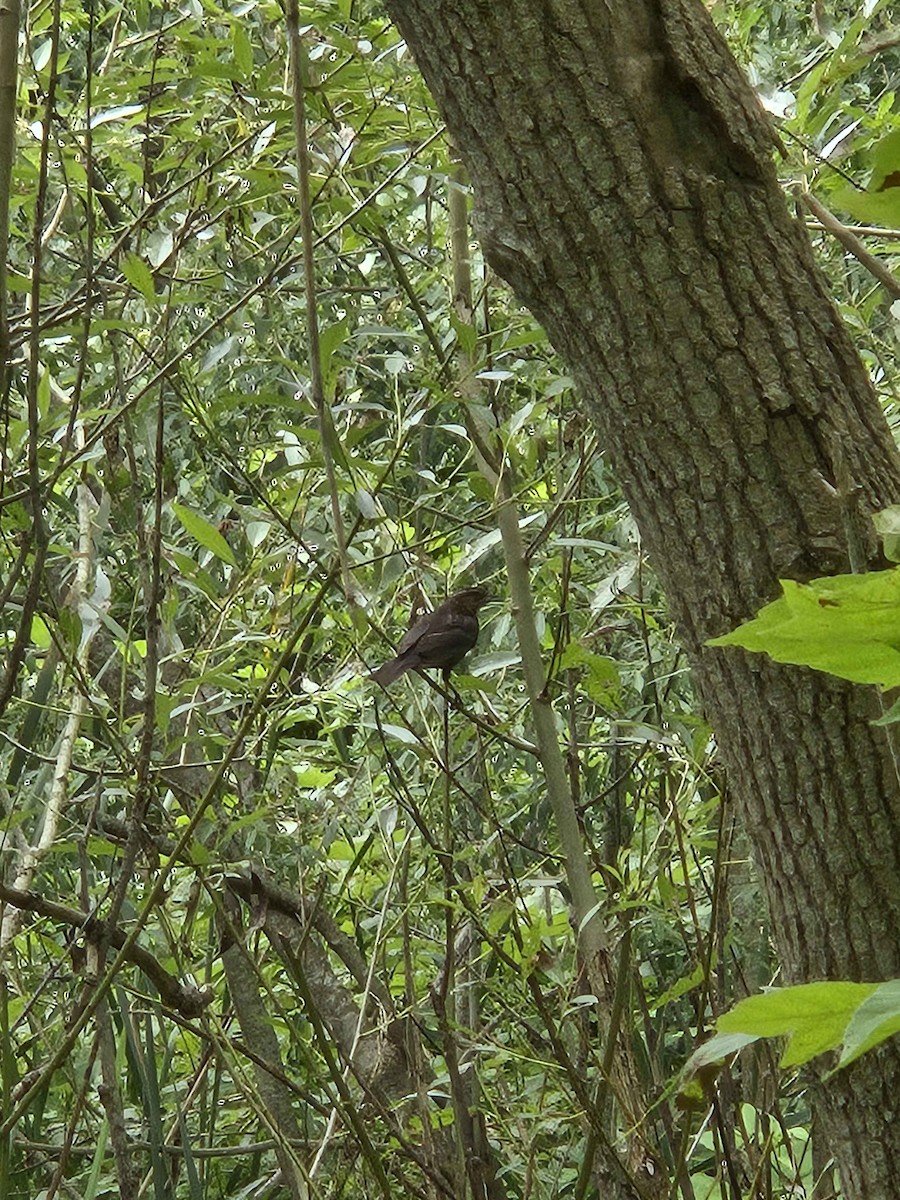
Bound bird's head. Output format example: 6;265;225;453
450;586;492;613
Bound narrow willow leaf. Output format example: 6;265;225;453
172;502;238;566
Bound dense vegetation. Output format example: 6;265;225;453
1;0;898;1197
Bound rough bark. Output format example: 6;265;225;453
386;1;900;1196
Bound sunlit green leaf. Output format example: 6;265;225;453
717;982;876;1067
709;569;900;686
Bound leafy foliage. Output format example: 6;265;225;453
0;0;897;1198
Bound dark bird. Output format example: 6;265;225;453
371;586;490;687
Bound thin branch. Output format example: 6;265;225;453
286;5;353;601
0;882;212;1017
0;0;20;420
0;427;104;948
799;189;900;301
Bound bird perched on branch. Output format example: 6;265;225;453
371;586;490;687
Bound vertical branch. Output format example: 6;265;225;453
0;0;19;421
0;0;76;948
96;995;137;1200
102;393;164;932
284;3;353;600
61;0;96;447
101;5;166;936
0;973;11;1192
0;0;54;720
446;159;608;967
447;160;668;1195
104;7;174;934
218;896;310;1200
444;168;505;1200
25;0;58;537
0;425;107;949
42;1032;101;1200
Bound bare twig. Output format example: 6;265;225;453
799;189;900;301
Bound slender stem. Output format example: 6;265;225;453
285;2;353;600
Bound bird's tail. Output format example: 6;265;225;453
370;657;409;687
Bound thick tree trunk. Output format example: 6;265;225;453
387;1;900;1196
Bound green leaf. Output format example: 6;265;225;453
121;252;157;305
831;184;900;229
167;549;220;598
374;722;420;745
717;982;876;1067
232;23;253;75
649;959;707;1011
29;615;52;649
319;318;350;396
873;506;900;563
199;336;238;374
178;1109;203;1200
295;765;336;787
449;310;478;358
837;979;900;1069
677;1031;760;1111
873;694;900;725
870;127;900;191
38;365;50;418
83;1117;110;1200
558;642;620;703
831;131;900;229
171;503;238;566
708;569;900;687
683;1030;761;1073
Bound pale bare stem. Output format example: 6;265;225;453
445;160;607;964
284;2;354;602
97;3;122;75
443;164;502;1197
0;425;107;949
799;189;900;301
0;0;20;410
40;189;67;248
446;168;667;1180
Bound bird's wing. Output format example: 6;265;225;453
403;612;476;664
395;609;439;656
